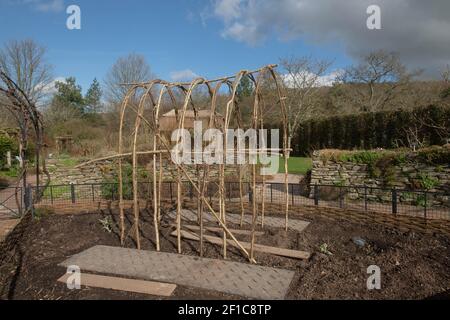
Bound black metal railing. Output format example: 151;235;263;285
30;181;450;220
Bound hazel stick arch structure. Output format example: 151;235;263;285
113;64;290;264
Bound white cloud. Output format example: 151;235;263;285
210;0;450;77
170;69;199;82
37;77;66;96
213;0;242;22
316;70;344;87
15;0;65;13
282;69;343;88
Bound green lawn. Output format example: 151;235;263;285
0;166;20;178
56;154;80;168
278;156;312;175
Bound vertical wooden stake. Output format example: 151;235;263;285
176;173;182;254
250;162;257;261
284;150;289;232
153;135;160;251
158;152;163;222
239;166;245;227
218;164;227;259
261;175;266;229
118;158;125;246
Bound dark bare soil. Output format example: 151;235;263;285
0;206;449;300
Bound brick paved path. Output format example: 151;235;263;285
167;209;310;233
60;245;295;299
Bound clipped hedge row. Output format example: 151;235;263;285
293;105;450;156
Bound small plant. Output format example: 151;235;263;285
101;163;150;200
319;243;333;256
333;178;346;187
400;192;414;202
393;153;408;165
99;216;113;233
418;174;439;190
415;194;428;208
339;151;383;165
34;207;55;220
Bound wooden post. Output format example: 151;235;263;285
284;153;289;232
153;135;160;251
176;173;182;254
158;152;163;222
6;151;11;168
220;163;227;259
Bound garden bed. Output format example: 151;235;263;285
0;207;449;300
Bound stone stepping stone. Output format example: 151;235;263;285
59;245;295;300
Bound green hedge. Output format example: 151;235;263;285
294;105;450;156
0;135;17;169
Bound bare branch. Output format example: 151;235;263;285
0;39;53;105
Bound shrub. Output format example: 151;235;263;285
417;174;439;190
101;163;151;200
417;145;450;165
0;135;17;168
295;105;450;156
339;150;383;165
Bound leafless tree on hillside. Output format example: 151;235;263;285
0;39;53;105
104;53;155;109
279;56;333;150
338;50;421;112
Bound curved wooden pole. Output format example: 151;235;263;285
221;71;247;259
131;80;161;250
115;64;286;264
175;78;206;253
118;84;146;245
267;68;290;231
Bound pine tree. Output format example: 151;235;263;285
85;78;103;113
237;75;253;99
52;77;85;114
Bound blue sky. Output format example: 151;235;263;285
1;0;448;93
0;0;351;93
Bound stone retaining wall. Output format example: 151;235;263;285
49;159;246;185
310;152;450;206
49;160;113;185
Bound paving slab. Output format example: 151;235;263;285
172;230;311;260
59;245;295;300
168;209;310;233
58;273;176;296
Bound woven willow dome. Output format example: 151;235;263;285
116;64;291;264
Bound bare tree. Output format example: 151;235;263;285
440;64;450;101
0;92;15;127
0;70;50;206
279;56;333;150
339;50;420;112
104;53;155;108
0;39;53;105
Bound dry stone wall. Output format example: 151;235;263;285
310;152;450;207
49;159;246;186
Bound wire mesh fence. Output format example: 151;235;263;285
31;181;450;220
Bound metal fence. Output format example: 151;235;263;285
0;186;23;217
28;181;450;221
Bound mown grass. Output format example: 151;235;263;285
278;157;312;175
55;154;80;168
